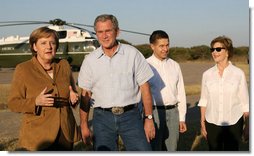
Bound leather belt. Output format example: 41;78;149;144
153;104;178;110
35;97;70;115
97;104;137;115
53;97;70;108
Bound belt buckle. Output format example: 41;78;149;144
111;107;124;115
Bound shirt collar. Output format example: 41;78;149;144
151;54;168;64
214;61;232;71
96;41;123;59
212;61;233;77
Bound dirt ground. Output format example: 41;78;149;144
0;95;201;151
0;62;214;84
0;62;249;151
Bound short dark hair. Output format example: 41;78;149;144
149;30;169;44
210;36;233;59
94;14;119;32
29;26;59;56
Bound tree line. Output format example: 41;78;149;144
137;44;249;62
118;39;249;63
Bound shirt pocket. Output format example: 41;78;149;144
224;80;239;95
119;72;134;90
206;80;218;94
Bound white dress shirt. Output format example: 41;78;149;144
198;62;249;126
147;54;186;121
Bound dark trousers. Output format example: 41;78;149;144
205;116;243;151
42;128;73;151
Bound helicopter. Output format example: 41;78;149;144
0;19;150;71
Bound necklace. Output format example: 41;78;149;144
44;67;52;71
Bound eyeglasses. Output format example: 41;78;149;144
210;47;225;52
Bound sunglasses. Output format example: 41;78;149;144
210;47;225;52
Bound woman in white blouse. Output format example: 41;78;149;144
198;36;249;151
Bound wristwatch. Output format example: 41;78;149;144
144;114;153;120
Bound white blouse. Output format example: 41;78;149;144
198;62;249;126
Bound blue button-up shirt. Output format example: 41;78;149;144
78;43;153;108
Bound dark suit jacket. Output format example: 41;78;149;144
8;56;80;151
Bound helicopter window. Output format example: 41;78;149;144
68;43;81;52
82;41;99;52
74;45;80;51
57;31;67;39
93;40;100;48
22;45;29;53
57;43;68;53
58;45;64;52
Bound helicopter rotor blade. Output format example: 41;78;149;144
0;20;49;24
0;19;150;36
67;23;94;29
0;22;49;27
67;23;150;36
65;23;96;35
119;29;150;36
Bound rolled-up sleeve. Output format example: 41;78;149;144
238;71;249;112
198;73;208;107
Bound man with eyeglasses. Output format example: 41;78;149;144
198;36;249;151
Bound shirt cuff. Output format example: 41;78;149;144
198;99;207;107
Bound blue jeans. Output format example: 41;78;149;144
151;107;179;151
92;106;152;151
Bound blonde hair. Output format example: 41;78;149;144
29;26;59;55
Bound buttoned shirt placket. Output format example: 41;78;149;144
218;74;224;123
161;60;171;105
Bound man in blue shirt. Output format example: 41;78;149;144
78;14;155;151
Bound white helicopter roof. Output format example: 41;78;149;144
0;25;96;45
0;35;29;45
